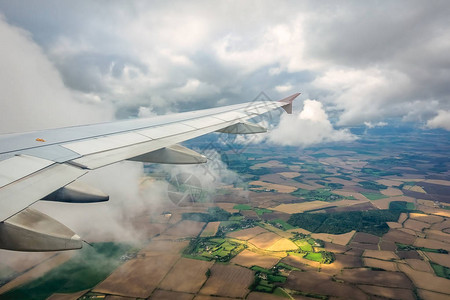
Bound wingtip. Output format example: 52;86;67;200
278;92;300;114
278;92;301;104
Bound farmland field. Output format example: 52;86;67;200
199;264;254;298
158;258;214;293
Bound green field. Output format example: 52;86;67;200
183;237;245;262
288;207;405;236
293;239;313;252
255;208;273;215
250;266;287;293
396;243;448;254
361;192;389;200
304;252;322;262
269;219;295;230
359;181;388;190
430;262;450;279
291;188;344;202
1;242;133;300
233;204;252;210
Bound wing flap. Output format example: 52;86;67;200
0;162;86;221
0;155;55;188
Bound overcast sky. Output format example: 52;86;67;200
1;0;450;133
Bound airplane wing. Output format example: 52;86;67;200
0;93;299;251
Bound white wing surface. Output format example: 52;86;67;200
0;93;299;251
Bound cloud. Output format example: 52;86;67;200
1;1;449;128
364;121;388;129
0;16;113;134
427;110;450;130
268;99;357;147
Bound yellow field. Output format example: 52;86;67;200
249;232;282;249
266;238;298;251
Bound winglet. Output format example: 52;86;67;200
278;92;300;114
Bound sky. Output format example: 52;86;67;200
1;0;450;136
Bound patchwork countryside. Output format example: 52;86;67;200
1;127;450;300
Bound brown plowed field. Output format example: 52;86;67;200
383;230;416;245
164;220;205;238
248;232;282;249
425;252;450;268
311;230;355;246
200;222;220;237
47;290;89;300
404;259;434;273
93;254;179;298
363;258;397;271
398;264;450;295
284;271;368;299
403;219;430;232
418;289;450;300
414;238;450;251
358;284;415;300
363;250;399;260
199;264;254;298
336;268;413;289
409;213;443;224
227;226;268;240
352;232;380;244
247;291;287;299
139;240;189;255
158;258;214;293
149;289;194;300
231;250;280;268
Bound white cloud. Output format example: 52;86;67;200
427;110;450;131
268;99;357;147
275;84;293;93
364;121;388;128
0;16;113;134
